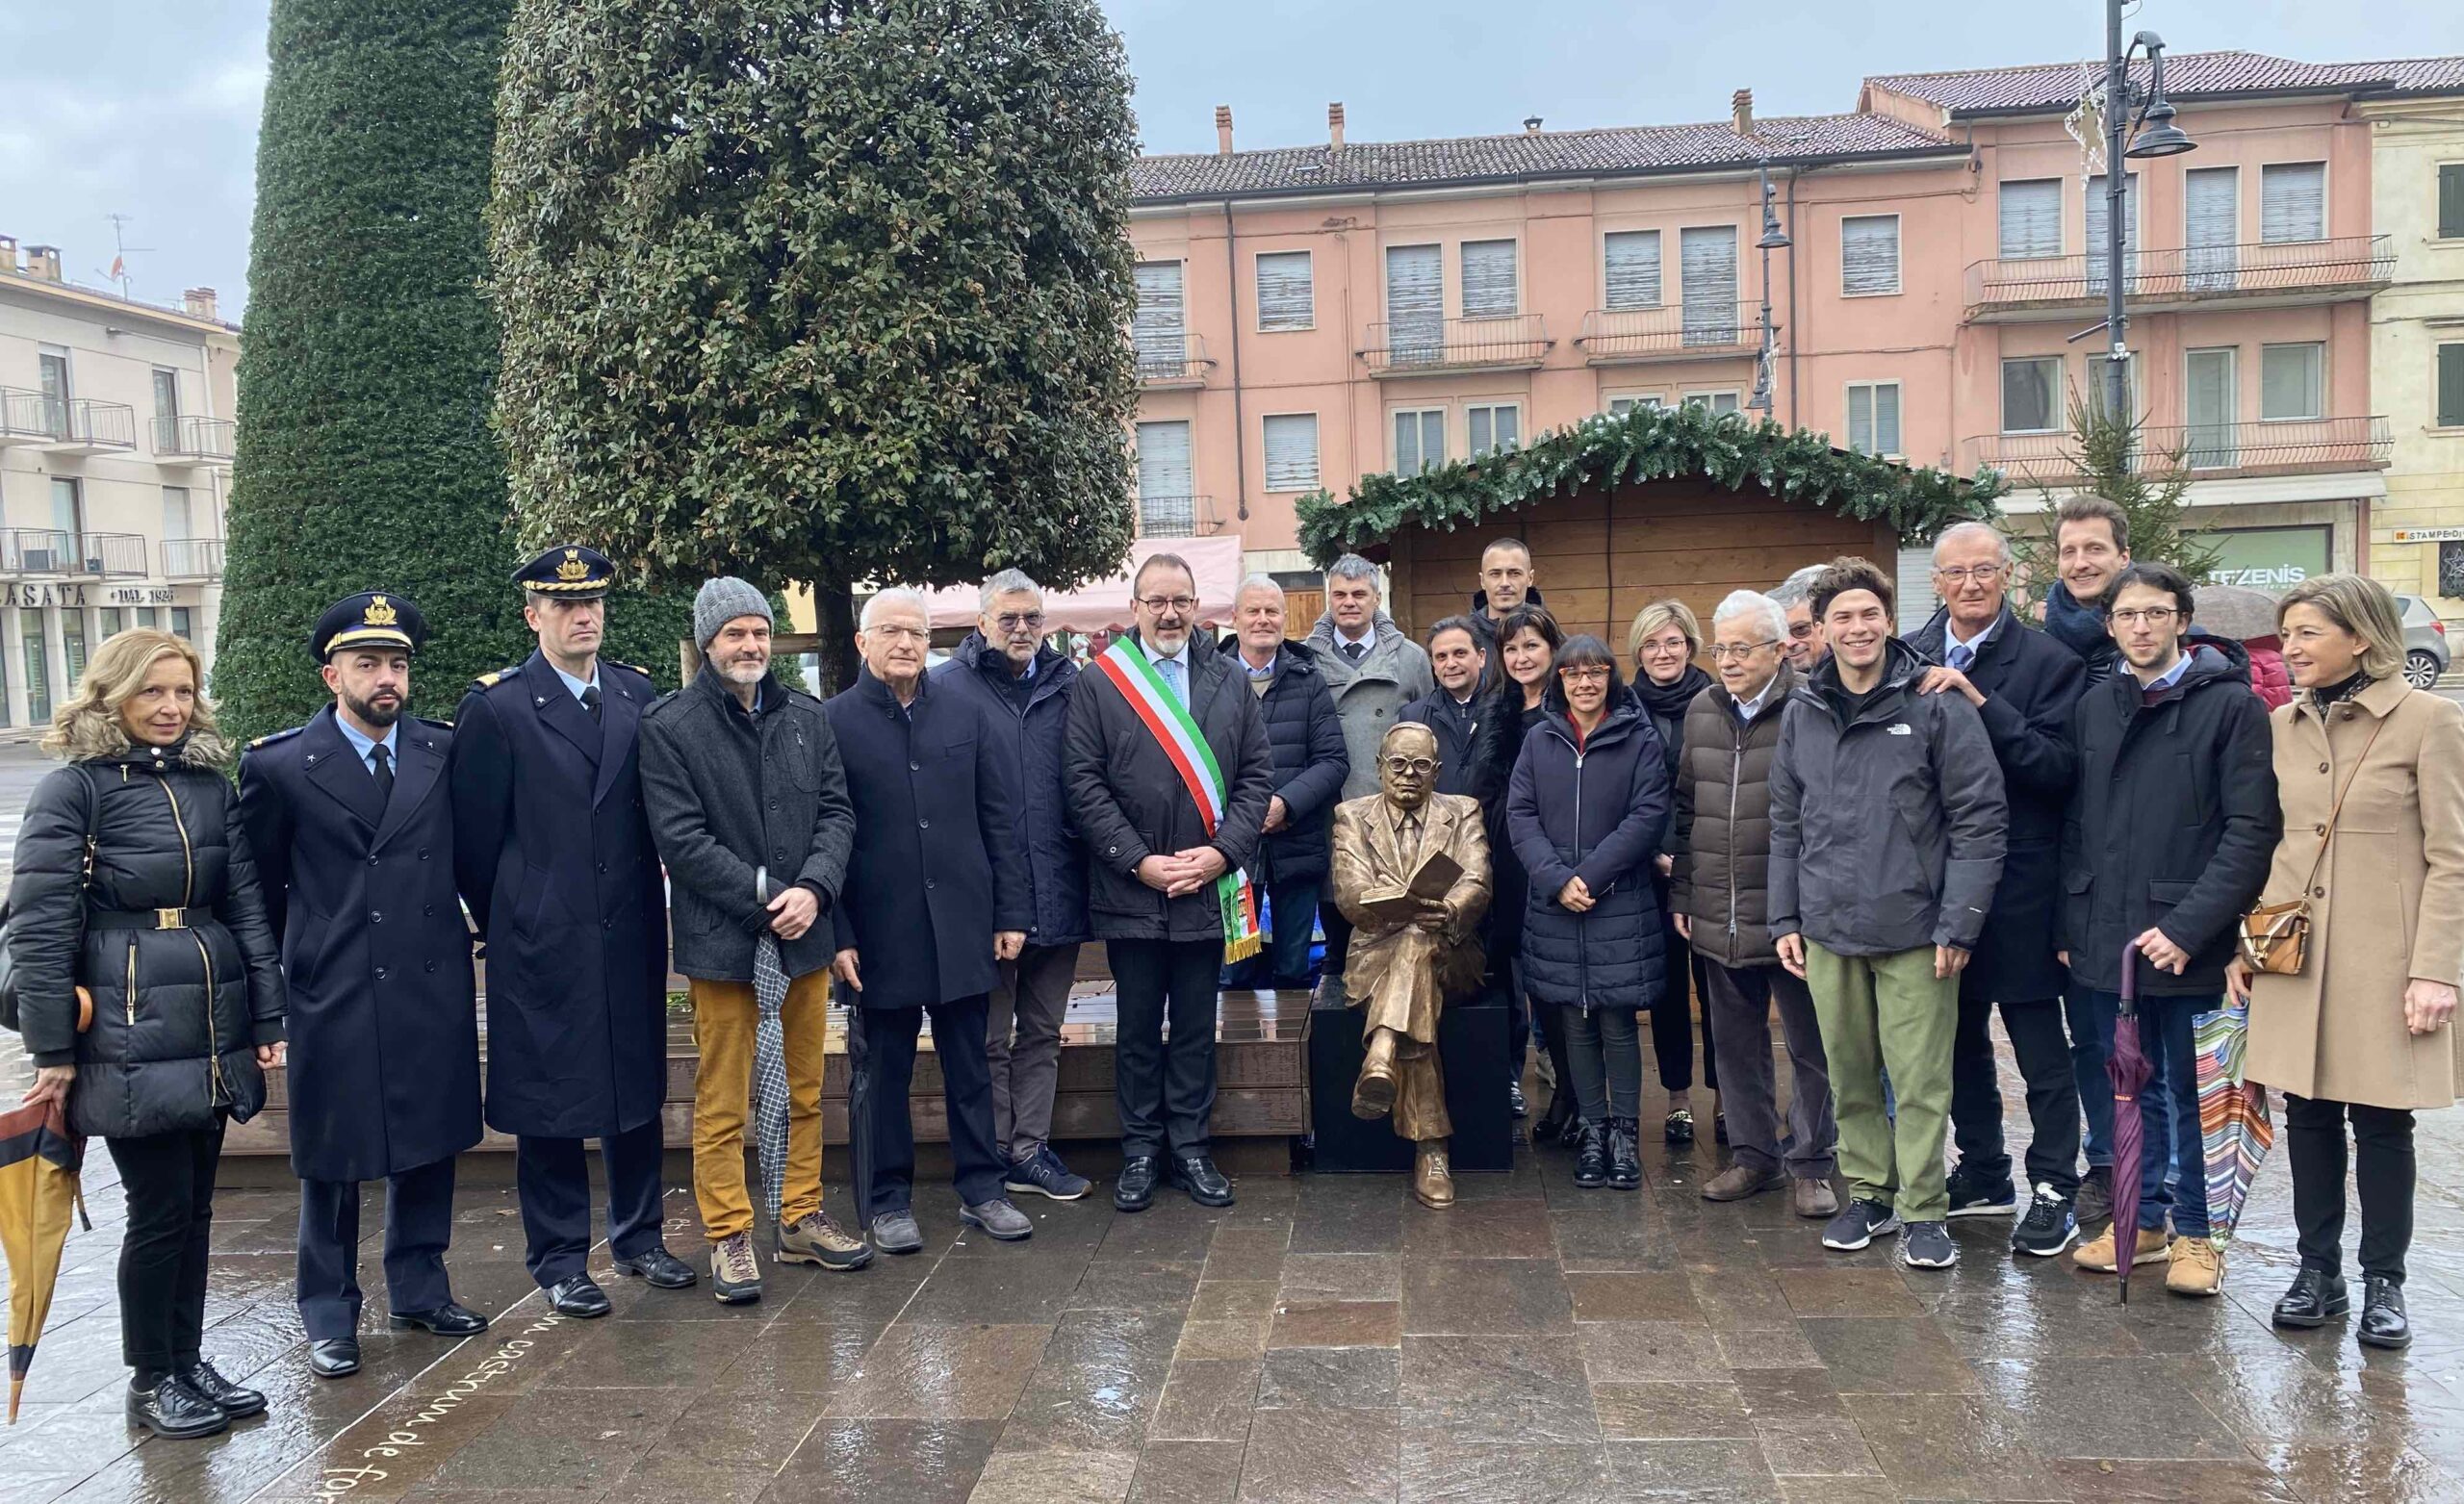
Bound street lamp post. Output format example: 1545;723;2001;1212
2100;1;2195;446
1749;162;1788;416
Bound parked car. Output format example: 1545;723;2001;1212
2397;594;2450;690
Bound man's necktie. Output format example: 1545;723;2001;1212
581;684;603;723
1346;640;1368;664
1947;644;1974;672
1160;658;1185;704
370;742;395;806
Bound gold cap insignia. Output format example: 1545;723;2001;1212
554;548;590;582
364;595;399;626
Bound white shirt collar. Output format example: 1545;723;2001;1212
1946;615;1998;657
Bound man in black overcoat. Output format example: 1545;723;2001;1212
825;588;1038;1254
447;546;696;1315
1907;523;2095;1258
238;592;485;1379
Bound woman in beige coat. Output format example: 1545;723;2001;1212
2229;574;2464;1352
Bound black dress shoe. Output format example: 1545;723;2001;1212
174;1360;265;1418
391;1300;489;1337
1173;1156;1234;1208
308;1338;363;1378
2359;1274;2411;1350
2272;1268;2350;1329
546;1273;612;1318
127;1372;229;1438
1115;1155;1160;1212
611;1244;698;1289
1507;1081;1529;1118
1532;1092;1576;1144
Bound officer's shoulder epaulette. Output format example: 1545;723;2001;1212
246;725;307;752
473;664;523;690
606;659;657;682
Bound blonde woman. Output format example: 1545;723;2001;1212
8;631;286;1438
1628;599;1718;1143
2230;575;2464;1350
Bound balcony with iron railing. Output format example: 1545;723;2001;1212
78;533;150;577
154;414;237;465
1964;235;2392;321
1361;315;1551;377
163;538;225;579
1964;416;2391;481
1134;496;1219;538
0;388;138;452
1135;333;1215;390
1575;303;1758;365
0;528;77;574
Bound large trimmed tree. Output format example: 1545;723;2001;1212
218;0;686;747
488;0;1141;685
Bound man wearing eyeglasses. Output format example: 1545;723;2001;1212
1065;554;1273;1211
1770;566;1829;672
931;569;1094;1203
1907;522;2093;1260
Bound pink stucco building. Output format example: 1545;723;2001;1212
1128;51;2454;621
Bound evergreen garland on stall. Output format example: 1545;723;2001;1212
1297;401;2003;566
215;0;689;749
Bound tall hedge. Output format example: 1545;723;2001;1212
488;0;1142;685
217;0;686;747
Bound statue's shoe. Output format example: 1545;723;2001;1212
1414;1144;1455;1210
1352;1065;1398;1119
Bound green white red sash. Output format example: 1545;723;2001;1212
1094;637;1264;961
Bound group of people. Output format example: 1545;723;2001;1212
9;505;2458;1441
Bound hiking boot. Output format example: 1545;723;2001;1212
1943;1163;2016;1219
778;1211;872;1271
1792;1177;1839;1219
2074;1165;2113;1227
1572;1120;1608;1189
710;1231;763;1304
1605;1117;1642;1190
2011;1184;2079;1259
2073;1224;2169;1272
1821;1198;1903;1252
1702;1163;1786;1203
2165;1236;2223;1298
1006;1145;1092;1202
1901;1220;1959;1269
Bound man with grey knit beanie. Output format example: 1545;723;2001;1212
640;576;868;1301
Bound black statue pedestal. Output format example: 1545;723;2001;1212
1307;993;1512;1174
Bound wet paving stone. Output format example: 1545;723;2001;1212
1255;1345;1399;1410
1399;1257;1573;1336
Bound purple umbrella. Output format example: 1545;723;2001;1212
2109;941;2155;1304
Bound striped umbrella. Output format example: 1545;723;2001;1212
2193;1005;2274;1247
1;1099;89;1421
752;871;791;1253
2108;942;2154;1305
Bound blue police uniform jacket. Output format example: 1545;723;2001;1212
447;650;670;1138
236;706;481;1183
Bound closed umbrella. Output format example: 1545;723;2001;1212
1;1099;90;1421
2191;584;2280;645
2107;941;2154;1305
2194;1005;2275;1247
751;870;792;1254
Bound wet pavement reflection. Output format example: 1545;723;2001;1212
3;1047;2461;1503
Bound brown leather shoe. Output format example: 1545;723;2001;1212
1413;1141;1455;1210
1701;1163;1786;1202
1793;1178;1839;1219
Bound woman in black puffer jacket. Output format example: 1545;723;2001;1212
1508;636;1671;1192
11;630;284;1440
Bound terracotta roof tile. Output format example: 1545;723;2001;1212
1865;50;2464;115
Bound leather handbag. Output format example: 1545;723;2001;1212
2239;713;2387;977
0;767;103;1034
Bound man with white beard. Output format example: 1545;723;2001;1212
640;576;868;1303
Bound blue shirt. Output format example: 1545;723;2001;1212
333;713;398;777
2145;652;2194;692
551;659;601;704
1152;641;1194;704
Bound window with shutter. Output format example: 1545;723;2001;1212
2086;174;2139;293
1394;409;1447;475
1603;231;1661;310
1607;395;1665;417
2184;167;2239;291
1261;414;1320;492
2261;163;2325;243
2437;344;2464;429
1680;226;1737;346
2185;349;2236;468
1133;262;1187;378
2261;344;2323;421
2442;165;2464;241
1386;245;1443;364
2001;357;2063;434
1460;240;1518;319
1894;547;1942;634
1681;391;1741;415
1846;382;1901;456
1255;251;1314;331
1840;216;1900;296
1998;179;2064;258
1468;404;1520;457
1135;421;1194;533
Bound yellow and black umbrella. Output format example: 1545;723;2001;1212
1;1096;90;1422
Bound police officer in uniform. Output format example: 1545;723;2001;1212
238;592;488;1379
447;546;696;1314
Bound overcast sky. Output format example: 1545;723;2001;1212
1;1;2454;319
